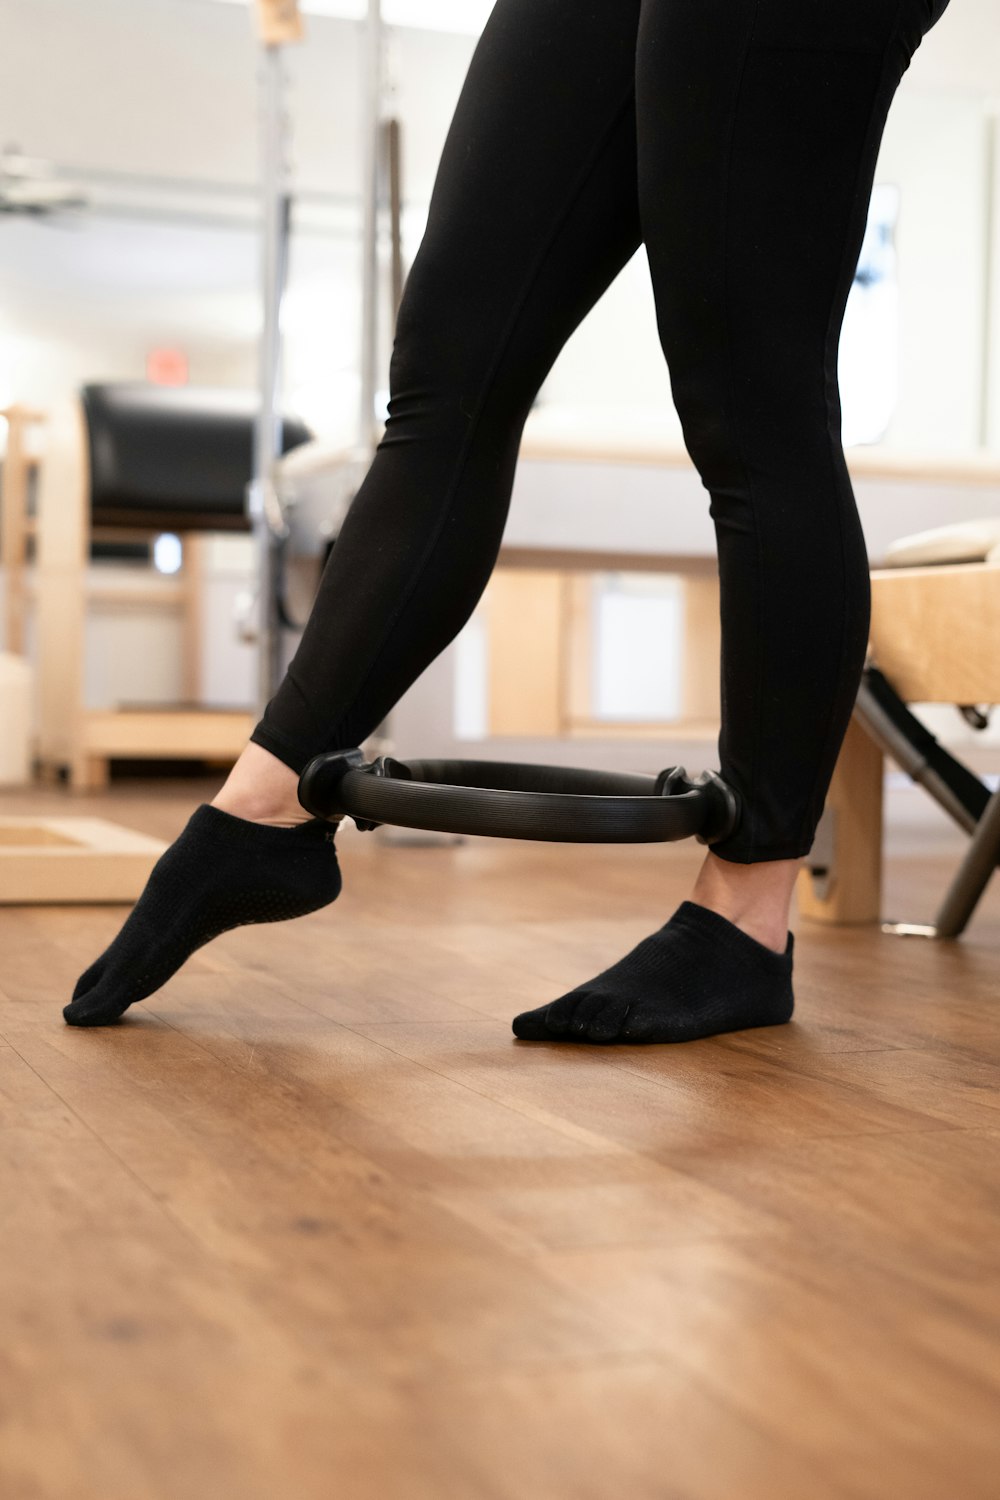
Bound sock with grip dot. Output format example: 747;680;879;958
63;804;342;1027
511;899;794;1045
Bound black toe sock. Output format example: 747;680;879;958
512;899;794;1045
63;805;342;1027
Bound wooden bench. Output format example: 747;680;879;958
799;557;1000;933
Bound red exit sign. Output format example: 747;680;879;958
146;348;189;386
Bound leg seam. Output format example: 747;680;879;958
720;0;763;862
318;81;640;752
793;0;907;852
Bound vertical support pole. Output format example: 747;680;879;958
387;116;404;323
359;0;397;763
561;572;596;729
1;406;42;657
359;0;384;460
180;532;206;705
35;399;89;780
249;2;302;714
680;570;722;725
796;712;884;926
981;109;999;447
931;789;1000;938
248;43;290;713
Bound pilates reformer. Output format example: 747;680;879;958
853;662;1000;939
798;515;1000;940
32;383;313;789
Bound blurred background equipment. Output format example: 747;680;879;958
30;383;311;790
0;144;89;217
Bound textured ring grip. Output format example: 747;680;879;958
298;751;741;846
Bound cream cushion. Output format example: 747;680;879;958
880;517;1000;568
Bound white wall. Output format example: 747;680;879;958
1;0;997;442
877;90;994;451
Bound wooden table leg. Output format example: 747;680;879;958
796;711;884;926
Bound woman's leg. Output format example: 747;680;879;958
654;0;953;956
513;0;952;1044
639;0;952;866
65;0;647;1025
227;0;645;804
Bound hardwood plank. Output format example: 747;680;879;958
404;1357;836;1500
350;1018;951;1152
534;1233;1000;1500
0;774;998;1500
745;1045;1000;1131
0;1001;653;1373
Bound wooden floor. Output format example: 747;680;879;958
0;774;998;1500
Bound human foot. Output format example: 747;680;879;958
63;805;342;1027
511;899;794;1044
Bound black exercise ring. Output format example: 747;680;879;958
297;748;741;846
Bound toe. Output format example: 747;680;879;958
511;1004;556;1041
568;991;606;1036
511;989;587;1041
538;994;579;1036
71;958;107;1003
585;996;632;1042
63;989;127;1027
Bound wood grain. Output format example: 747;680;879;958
0;405;43;655
869;561;1000;703
0;815;165;903
796;711;885;926
0;774;997;1500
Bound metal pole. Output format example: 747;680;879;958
387;117;404;321
358;0;400;763
932;788;1000;938
248;40;294;714
359;0;383;459
980;111;998;447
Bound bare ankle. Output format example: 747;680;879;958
212;743;305;823
689;850;800;953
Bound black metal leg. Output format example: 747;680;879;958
930;788;1000;938
856;668;1000;941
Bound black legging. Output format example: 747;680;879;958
251;0;952;863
